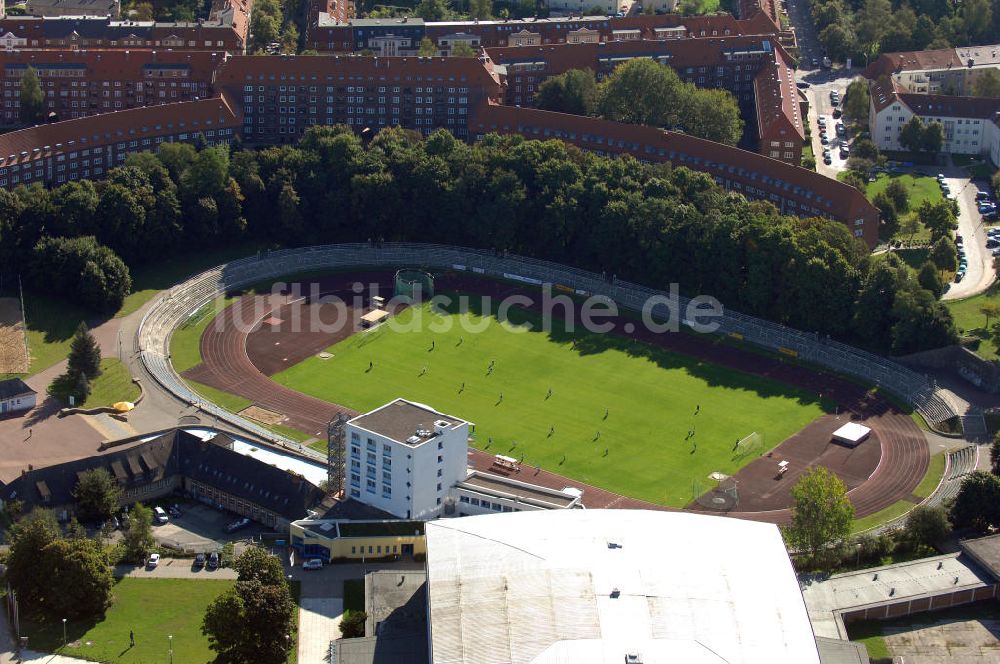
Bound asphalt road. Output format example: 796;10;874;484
943;171;994;300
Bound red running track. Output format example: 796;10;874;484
186;272;929;526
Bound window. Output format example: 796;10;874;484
437;455;443;463
437;483;442;491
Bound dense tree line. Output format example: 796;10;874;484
535;60;744;146
0;126;956;354
811;0;1000;64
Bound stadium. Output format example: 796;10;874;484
140;243;943;524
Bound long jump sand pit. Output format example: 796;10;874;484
0;297;29;374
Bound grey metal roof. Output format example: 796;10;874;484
0;377;35;400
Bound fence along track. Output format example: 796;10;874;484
138;243;958;452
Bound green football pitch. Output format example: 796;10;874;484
272;298;828;506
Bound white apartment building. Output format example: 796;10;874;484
869;78;1000;163
346;399;470;520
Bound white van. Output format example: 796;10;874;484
153;506;169;524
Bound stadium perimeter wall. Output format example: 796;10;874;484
138;243;958;455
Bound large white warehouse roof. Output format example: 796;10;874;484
425;509;820;664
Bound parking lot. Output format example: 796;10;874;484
151;502;268;554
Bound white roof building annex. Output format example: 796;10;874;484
425;510;821;664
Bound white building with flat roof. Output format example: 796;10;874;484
425;509;822;664
346;398;470;520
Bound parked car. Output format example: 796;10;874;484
823;155;832;165
986;238;999;248
224;517;251;534
976;191;991;202
832;108;843;119
812;58;819;68
956;235;963;244
303;559;323;571
153;506;169;524
839;146;849;159
992;248;1000;257
979;203;997;214
956;271;965;282
111;516;120;530
168;505;182;518
147;553;160;568
208;552;219;569
820;135;829;145
194;553;206;569
835;123;846;137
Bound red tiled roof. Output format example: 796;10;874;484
754;44;804;142
215;53;503;90
864;47;963;79
0;48;226;82
469;103;877;244
486;35;782;72
0;94;239;167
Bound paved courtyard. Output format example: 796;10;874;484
883;616;1000;663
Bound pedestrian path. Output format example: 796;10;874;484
298;598;343;664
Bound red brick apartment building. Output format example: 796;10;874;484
0;48;877;244
0;95;238;187
469;104;877;246
0;49;224;125
0;10;248;54
213;54;504;142
305;11;785;54
485;36;804;163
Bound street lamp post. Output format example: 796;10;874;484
285;633;291;664
62;618;66;647
856;543;862;568
168;634;173;664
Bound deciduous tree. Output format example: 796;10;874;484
72;468;122;522
949;471;1000;532
122;502;155;564
901;505;950;548
19;66;44;125
784;467;854;563
535;68;598;116
917;260;943;298
203;547;295;664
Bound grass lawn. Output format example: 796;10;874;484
912;452;946;499
678;0;719;12
80;358;141;409
185;379;251;412
0;294;97;380
944;284;1000;360
851;500;916;534
117;242;274;319
847;600;1000;661
22;578;233;663
343;579;365;612
170;296;235;373
865;173;944;244
272;296;827;507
